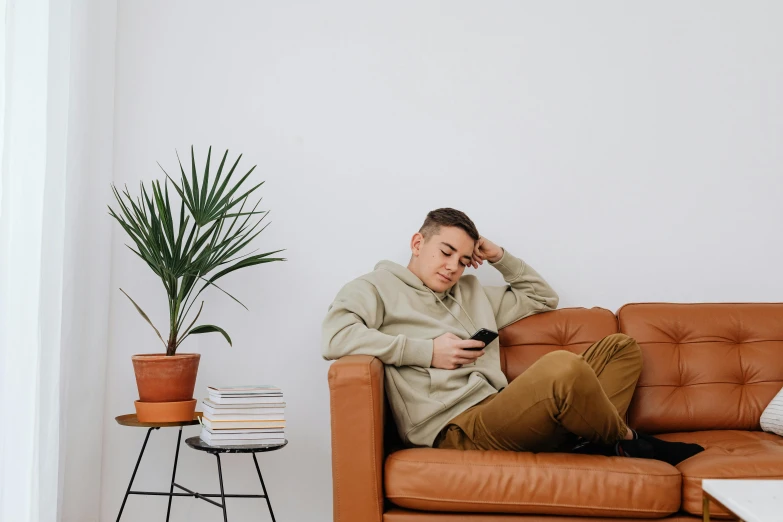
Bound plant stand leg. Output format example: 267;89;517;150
215;453;228;522
252;453;277;522
165;426;183;522
117;427;157;522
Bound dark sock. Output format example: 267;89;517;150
571;429;652;460
570;429;704;465
637;433;704;466
615;438;655;459
571;440;615;456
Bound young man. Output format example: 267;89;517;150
322;208;702;464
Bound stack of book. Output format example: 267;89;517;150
199;385;286;446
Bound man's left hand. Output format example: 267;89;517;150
470;236;504;268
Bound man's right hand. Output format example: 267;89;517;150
431;332;485;370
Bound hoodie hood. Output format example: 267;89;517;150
374;260;450;298
374;260;476;335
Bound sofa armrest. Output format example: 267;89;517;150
327;355;385;522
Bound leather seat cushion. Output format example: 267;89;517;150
657;430;783;517
385;448;681;518
384;507;699;522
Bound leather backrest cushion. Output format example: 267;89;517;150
500;307;619;381
620;303;783;433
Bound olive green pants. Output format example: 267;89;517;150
434;333;643;452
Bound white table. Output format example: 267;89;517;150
702;479;783;522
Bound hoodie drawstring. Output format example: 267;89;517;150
428;288;478;337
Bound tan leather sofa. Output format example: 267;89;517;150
327;303;783;521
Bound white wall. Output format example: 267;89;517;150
102;2;783;521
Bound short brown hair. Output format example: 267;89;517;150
419;208;480;242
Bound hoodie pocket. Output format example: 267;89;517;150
427;367;470;396
392;366;447;427
426;368;491;417
427;368;446;395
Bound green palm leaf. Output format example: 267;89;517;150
108;147;285;355
119;289;166;348
186;324;232;346
207;251;286;286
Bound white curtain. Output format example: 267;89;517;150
0;0;117;521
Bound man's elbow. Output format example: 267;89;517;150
321;333;340;361
533;291;558;313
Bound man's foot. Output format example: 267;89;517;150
636;432;704;466
570;430;703;465
615;438;655;459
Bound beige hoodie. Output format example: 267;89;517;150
321;249;559;447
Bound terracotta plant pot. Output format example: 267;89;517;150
134;399;198;423
132;353;200;422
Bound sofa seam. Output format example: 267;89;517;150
328;370;341;521
386;456;681;477
640;339;783;345
634;380;783;387
618;302;783;306
385;495;674;514
366;362;382;521
682;473;783;480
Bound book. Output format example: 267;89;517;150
207;395;284;405
203;398;286;410
202;400;285;416
204;412;285;421
208;385;281;393
208;386;282;399
201;430;284;440
199;435;286;447
201;417;286;430
202;427;284;435
209;392;283;398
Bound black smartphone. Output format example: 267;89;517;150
465;328;498;350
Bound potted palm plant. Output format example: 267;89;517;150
108;147;285;422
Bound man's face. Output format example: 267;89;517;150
409;226;476;293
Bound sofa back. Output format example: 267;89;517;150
621;303;783;433
499;307;618;380
498;303;783;434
